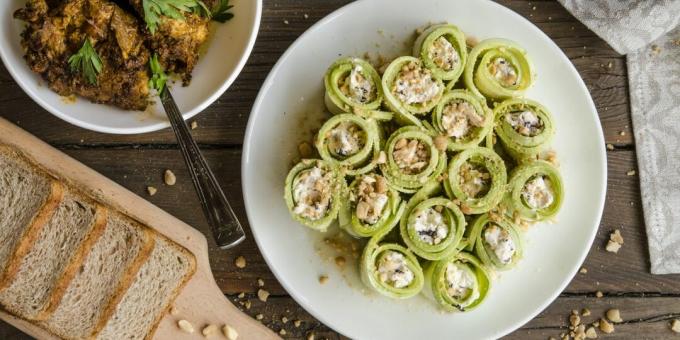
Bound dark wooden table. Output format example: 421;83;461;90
2;1;680;339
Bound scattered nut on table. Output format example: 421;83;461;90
169;306;179;316
570;314;581;327
671;319;680;333
585;326;598;339
178;319;194;333
164;169;177;186
258;289;270;302
234;256;247;268
606;308;623;323
605;240;621;253
610;229;624;244
147;186;157;196
599;318;614;334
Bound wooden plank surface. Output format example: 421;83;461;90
1;0;678;339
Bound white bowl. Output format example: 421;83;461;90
0;0;261;134
243;0;607;339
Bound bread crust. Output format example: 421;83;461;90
90;224;156;339
0;180;64;293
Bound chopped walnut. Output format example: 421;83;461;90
319;275;329;284
458;162;491;198
298;142;314;158
606;229;624;253
393;138;430;174
257;289;270;302
585;326;597;339
671;319;680;333
599;318;614;334
605;240;621;253
606;309;622;323
352;175;390;224
234;256;247;269
434;135;448;151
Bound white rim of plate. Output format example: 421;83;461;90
242;0;607;338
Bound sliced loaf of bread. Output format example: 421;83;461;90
96;236;196;340
0;189;106;321
41;212;155;340
0;147;61;276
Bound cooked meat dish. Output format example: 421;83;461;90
13;0;227;111
128;0;210;84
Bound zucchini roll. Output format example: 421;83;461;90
400;197;466;260
467;214;523;271
399;181;466;260
493;98;555;160
382;56;445;126
360;228;424;299
424;252;491;312
339;173;406;238
315;114;381;176
324;57;384;115
413;24;467;82
463;38;534;100
431;90;493;151
380;127;447;193
445;147;507;214
284;159;345;231
507;160;563;221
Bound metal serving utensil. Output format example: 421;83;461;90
159;86;245;249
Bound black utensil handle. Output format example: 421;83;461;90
161;87;245;249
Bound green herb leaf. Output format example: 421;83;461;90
68;39;102;85
211;0;234;23
148;54;168;93
142;0;210;34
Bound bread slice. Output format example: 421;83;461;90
0;147;61;276
0;189;106;321
96;236;196;340
41;212;155;340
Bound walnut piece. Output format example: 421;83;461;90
606;309;622;323
178;320;194;334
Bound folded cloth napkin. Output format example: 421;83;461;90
558;0;680;274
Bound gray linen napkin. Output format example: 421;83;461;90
558;0;680;274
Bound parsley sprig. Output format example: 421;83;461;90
148;54;168;92
68;39;102;85
142;0;210;34
211;0;233;23
141;0;234;34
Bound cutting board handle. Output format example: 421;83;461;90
154;261;279;339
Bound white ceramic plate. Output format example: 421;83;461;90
243;0;606;339
0;0;260;134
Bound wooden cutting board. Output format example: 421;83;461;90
0;118;279;340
